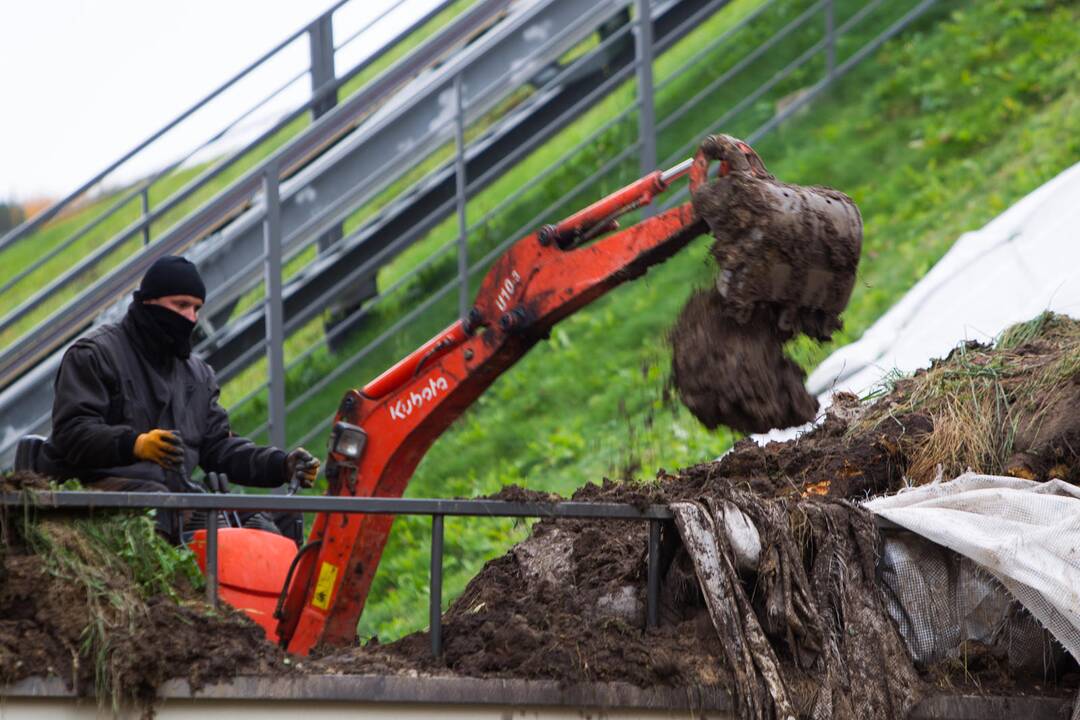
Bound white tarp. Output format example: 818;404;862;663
750;159;1080;446
865;472;1080;662
809;160;1080;400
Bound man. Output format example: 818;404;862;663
40;256;318;537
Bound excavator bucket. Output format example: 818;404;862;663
690;134;863;340
673;135;863;434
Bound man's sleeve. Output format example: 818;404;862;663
51;345;139;468
199;377;287;488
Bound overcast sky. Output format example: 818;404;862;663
0;0;436;203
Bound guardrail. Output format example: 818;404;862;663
0;0;943;468
0;490;673;657
249;0;944;457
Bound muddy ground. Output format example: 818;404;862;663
318;314;1080;714
0;494;287;707
3;313;1079;714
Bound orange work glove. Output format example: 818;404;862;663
284;447;320;489
133;429;184;470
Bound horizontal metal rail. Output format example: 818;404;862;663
2;490;674;655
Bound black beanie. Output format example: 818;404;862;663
133;256;206;302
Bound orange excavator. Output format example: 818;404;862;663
186;135;862;655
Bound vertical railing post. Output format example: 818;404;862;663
206;508;219;608
308;12;338;120
647;518;660;629
263;162;286;451
825;0;836;81
430;514;445;658
140;186;151;246
310;11;344;258
635;0;657;217
454;74;469;323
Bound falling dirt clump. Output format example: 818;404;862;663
671;134;862;434
672;293;817;433
0;501;286;708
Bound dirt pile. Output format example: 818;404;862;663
672;134;862;434
5;314;1080;715
0;475;287;708
321;314;1080;712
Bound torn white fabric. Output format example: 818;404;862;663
865;472;1080;661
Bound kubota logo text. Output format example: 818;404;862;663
389;376;450;421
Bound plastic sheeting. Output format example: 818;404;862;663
865;473;1080;663
809;160;1080;399
749;160;1080;446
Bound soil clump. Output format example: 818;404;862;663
0;472;287;708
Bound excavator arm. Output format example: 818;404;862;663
274;138;776;654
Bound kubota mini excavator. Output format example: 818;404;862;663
183;135;862;655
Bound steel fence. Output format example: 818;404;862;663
0;490;673;657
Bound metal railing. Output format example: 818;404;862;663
0;0;944;466
238;0;944;455
0;490;673;657
0;0;486;383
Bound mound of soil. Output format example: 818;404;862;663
0;474;287;706
672;134;862;434
321;316;1080;714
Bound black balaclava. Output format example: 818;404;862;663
128;256;206;360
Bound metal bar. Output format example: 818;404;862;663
430;514;445;657
454;74;469;323
635;0;657;215
140;187;151;246
0;491;676;519
263;164;287;450
647;518;660;629
0;0;349;253
206;508;219;607
825;0;836;80
0;0;514;388
309;13;338;119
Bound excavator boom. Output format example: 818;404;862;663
272;134;861;654
274;152;721;654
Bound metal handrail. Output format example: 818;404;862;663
0;0;352;254
0;0;507;387
189;7;645;368
1;490;673;656
277;0;942;453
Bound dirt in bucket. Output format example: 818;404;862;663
671;134;862;435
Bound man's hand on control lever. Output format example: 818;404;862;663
133;429;184;470
285;447;320;490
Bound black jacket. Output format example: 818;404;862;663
42;305;286;490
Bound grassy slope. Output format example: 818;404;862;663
353;0;1080;639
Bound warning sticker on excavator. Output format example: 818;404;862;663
312;562;339;610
